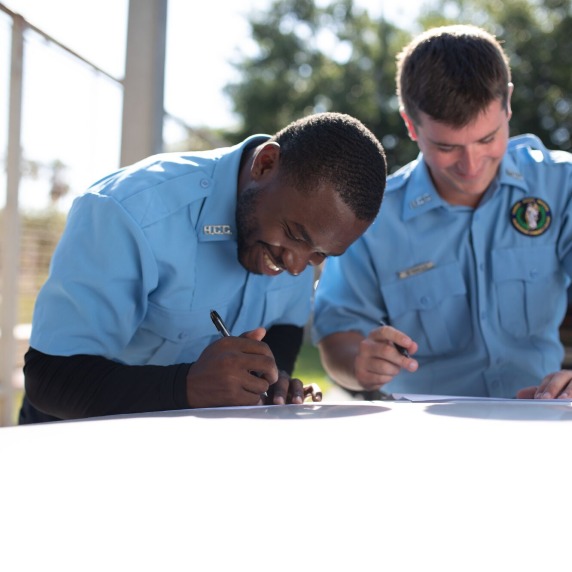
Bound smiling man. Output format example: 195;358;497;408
313;25;572;401
20;112;387;423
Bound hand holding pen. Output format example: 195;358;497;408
352;320;418;392
210;309;270;401
210;310;322;405
183;312;277;409
378;320;411;358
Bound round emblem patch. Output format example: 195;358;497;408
510;197;552;236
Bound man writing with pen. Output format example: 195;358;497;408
313;26;572;401
19;112;387;423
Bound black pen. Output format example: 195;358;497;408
210;309;231;337
379;319;410;358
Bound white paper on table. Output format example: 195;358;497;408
391;393;572;404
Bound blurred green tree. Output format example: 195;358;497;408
223;0;572;171
419;0;572;151
223;0;417;172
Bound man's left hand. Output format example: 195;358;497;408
265;371;323;405
516;370;572;399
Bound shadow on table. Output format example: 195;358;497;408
128;402;391;421
424;400;572;421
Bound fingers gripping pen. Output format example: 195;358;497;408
210;309;268;398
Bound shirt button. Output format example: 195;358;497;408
420;296;430;306
529;269;538;279
200;178;210;188
178;331;188;340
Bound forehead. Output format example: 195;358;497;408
280;182;367;255
418;99;506;143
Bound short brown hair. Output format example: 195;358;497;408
396;25;511;127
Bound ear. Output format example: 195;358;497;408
506;83;514;121
251;141;281;180
400;109;418;141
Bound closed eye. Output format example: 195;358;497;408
285;224;306;243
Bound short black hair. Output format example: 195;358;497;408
271;112;387;221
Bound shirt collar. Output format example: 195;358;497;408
402;156;448;221
497;152;529;193
402;148;531;221
197;135;270;242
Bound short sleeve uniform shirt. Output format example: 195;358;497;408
313;135;572;397
31;136;313;366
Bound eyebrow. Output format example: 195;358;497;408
429;124;502;147
292;222;344;257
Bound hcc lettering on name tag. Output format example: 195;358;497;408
203;224;233;236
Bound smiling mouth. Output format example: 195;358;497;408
263;250;282;272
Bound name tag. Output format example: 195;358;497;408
203;224;232;236
397;261;435;279
409;193;433;208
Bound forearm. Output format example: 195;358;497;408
24;347;190;420
317;331;365;392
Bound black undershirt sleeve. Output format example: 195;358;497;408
23;347;190;421
21;324;304;424
263;324;304;376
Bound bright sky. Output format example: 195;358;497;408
1;0;424;208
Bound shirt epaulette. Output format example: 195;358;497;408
508;133;552;163
385;156;421;193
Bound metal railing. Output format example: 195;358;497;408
0;1;229;425
0;3;128;425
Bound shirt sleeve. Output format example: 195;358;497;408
312;237;385;344
23;347;190;420
30;192;158;357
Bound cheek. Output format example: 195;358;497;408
259;224;286;248
491;141;508;161
425;152;455;171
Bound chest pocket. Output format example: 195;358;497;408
129;302;215;365
381;262;471;356
492;245;563;338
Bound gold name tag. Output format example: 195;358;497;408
397;261;435;279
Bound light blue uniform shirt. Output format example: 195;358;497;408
31;136;313;365
313;135;572;397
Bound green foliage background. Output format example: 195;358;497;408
220;0;572;173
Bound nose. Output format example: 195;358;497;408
458;146;481;176
281;248;314;276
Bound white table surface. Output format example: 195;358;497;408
1;400;571;571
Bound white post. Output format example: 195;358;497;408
1;14;24;426
120;0;168;166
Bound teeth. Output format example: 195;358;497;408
263;252;281;272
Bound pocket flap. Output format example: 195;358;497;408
492;245;558;282
382;262;466;317
142;301;208;342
